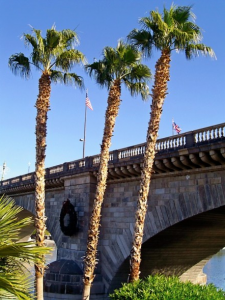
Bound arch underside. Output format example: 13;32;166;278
109;206;225;293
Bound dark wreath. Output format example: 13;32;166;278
60;199;78;236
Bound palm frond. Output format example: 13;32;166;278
128;5;214;58
23;33;43;68
86;41;151;95
124;80;150;100
0;242;51;264
61;29;79;48
10;27;84;89
163;5;175;28
50;70;64;83
0;195;51;299
151;11;168;33
185;43;216;59
32;28;45;53
117;42;141;65
8;53;31;79
0;271;34;299
173;6;194;24
126;64;152;81
23;33;38;49
46;28;61;51
63;72;84;88
55;49;86;71
128;29;154;57
85;61;112;87
50;70;84;88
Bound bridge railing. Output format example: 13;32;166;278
1;122;224;189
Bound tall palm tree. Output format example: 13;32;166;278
0;195;51;300
82;40;151;300
127;5;215;282
8;26;85;299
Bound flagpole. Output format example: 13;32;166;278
172;118;174;136
83;91;88;159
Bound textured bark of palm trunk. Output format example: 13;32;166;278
129;49;171;282
34;71;51;300
82;79;121;300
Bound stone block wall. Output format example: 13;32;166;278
100;168;225;292
10;166;225;297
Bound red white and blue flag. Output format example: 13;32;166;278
85;93;93;110
172;120;181;134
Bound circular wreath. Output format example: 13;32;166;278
60;199;78;236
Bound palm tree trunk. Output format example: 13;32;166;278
34;71;51;300
129;49;171;282
82;79;121;300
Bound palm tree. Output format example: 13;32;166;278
8;26;85;299
0;195;51;300
127;5;215;282
82;40;151;300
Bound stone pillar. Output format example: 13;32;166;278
57;172;97;269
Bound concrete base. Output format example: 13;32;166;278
179;258;209;285
44;292;109;300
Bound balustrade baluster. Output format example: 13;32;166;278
215;128;219;138
194;133;198;143
207;130;210;140
202;131;205;141
173;139;176;147
209;130;212;140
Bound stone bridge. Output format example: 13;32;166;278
1;122;225;299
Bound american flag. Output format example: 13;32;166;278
85;93;93;110
172;120;181;134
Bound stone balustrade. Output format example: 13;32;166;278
1;122;225;191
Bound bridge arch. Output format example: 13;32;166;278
13;193;59;248
107;205;225;293
100;168;225;293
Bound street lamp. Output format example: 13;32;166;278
79;139;85;159
1;162;6;181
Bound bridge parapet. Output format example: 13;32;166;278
1;122;225;194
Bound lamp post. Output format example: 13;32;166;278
79;138;85;159
1;162;6;181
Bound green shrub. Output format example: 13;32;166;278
109;275;225;300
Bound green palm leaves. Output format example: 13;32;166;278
9;26;85;87
128;5;215;59
0;195;50;300
86;40;151;98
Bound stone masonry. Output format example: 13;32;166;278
1;123;225;298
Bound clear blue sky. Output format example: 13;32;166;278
0;0;224;179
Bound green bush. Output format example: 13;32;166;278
109;275;225;300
